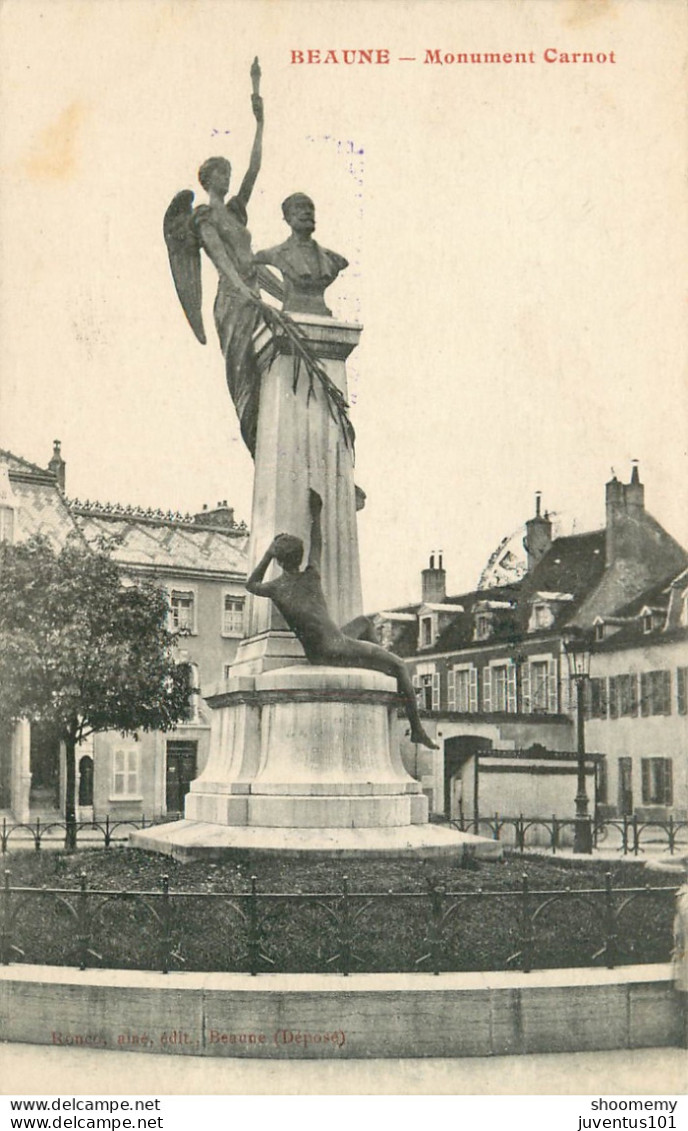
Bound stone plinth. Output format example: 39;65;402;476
131;667;500;860
131;822;503;861
233;315;362;677
185;667;426;829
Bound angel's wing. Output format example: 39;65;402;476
163;190;206;345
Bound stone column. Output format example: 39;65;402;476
231;315;363;676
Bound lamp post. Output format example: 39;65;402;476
562;629;593;854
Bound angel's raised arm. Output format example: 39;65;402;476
237;61;264;208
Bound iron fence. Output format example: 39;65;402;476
3;812;686;857
0;814;183;854
451;813;688;856
0;869;677;977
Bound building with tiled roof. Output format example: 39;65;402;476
372;466;688;828
0;446;83;549
583;567;688;822
0;444;249;823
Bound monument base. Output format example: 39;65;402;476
130;821;502;862
130;666;502;861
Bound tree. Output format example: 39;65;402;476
0;535;192;848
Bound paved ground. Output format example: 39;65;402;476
1;1042;686;1095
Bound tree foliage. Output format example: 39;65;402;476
0;535;192;845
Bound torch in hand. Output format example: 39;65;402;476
250;56;263;123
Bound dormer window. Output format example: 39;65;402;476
528;591;573;635
640;606;665;634
533;603;549;629
595;621;605;642
475;613;492;641
417;602;463;652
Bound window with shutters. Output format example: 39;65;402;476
586;677;608;720
169;589;196;633
530;661;549;712
677;667;688;716
641;758;673;805
222;592;244;636
640;670;672;716
111;747;140;799
451;666;479;713
609;674;638;717
620;673;638;716
416;672;435;710
491;665;508;712
524;657;557;714
454;668;469;712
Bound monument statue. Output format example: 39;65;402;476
163;59;353;456
135;55;489;860
255;194;349;316
247;489;439;749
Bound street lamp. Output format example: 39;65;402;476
562;628;593;854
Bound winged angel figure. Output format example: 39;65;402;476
163;59;354;458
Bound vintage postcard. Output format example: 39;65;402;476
0;0;686;1099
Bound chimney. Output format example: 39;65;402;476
606;462;645;566
627;459;644;514
422;550;446;603
523;491;552;571
48;439;66;491
192;500;236;529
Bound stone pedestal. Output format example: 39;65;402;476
233;315;362;677
184;667;427;829
132;666;499;859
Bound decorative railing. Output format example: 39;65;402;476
0;870;677;977
0;814;183;855
451;813;688;856
2;812;686;856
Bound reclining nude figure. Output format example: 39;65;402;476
246;490;438;750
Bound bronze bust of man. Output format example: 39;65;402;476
254;194;348;316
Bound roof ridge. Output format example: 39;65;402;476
0;447;54;476
69;497;248;535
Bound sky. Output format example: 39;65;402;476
1;0;686;612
